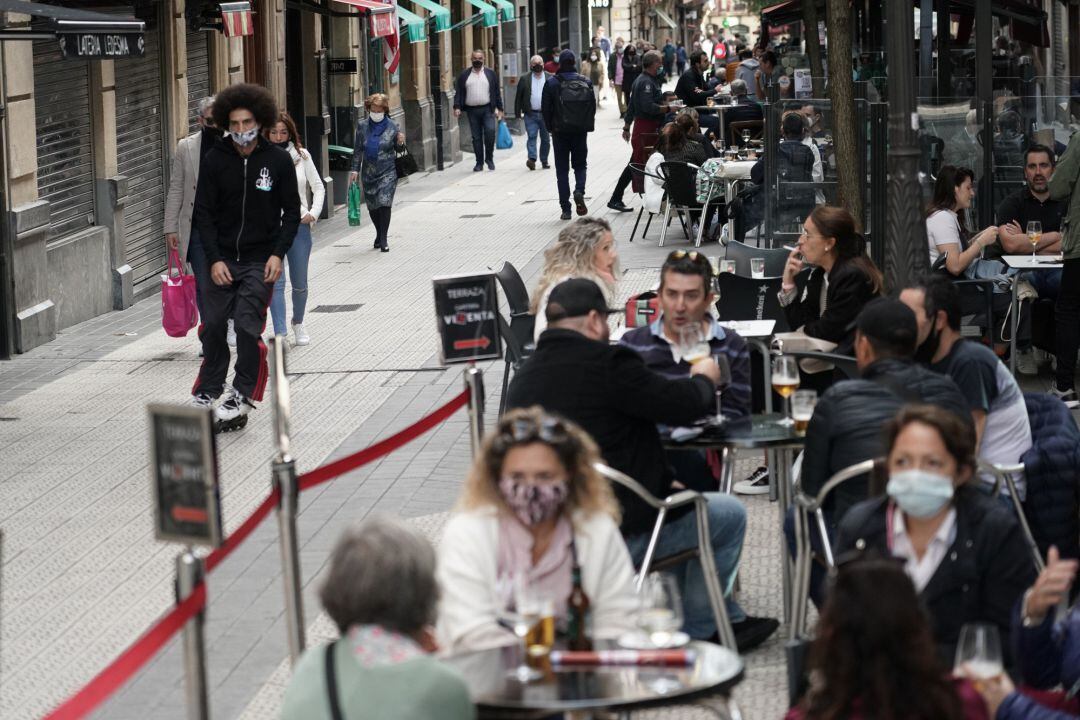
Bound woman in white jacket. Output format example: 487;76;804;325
266;112;325;346
436;407;639;655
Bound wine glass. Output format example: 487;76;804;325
498;573;543;682
636;572;684;648
1027;220;1042;258
954;623;1004;682
742;128;751;146
772;355;800;427
712;353;731;425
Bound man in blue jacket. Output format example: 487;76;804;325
542;50;595;220
453;50;503;172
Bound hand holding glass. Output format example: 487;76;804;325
677;323;711;366
954;623;1004;683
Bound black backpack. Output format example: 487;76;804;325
555;75;596;133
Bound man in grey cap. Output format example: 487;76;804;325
507;277;780;652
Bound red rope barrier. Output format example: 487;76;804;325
42;583;207;720
40;387;471;720
297;389;470;491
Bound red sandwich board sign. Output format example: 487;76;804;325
433;273;503;364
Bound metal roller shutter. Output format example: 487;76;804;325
186;29;211;133
33;39;95;240
115;16;166;289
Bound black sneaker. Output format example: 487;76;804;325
473;163;483;172
607;199;632;213
1051;383;1079;408
574;191;588;216
486;159;496;171
734;466;770;495
732;616;780;653
542;162;550;169
560;209;572;220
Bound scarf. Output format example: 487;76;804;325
365;117;389;162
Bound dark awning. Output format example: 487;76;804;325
760;0;825;27
762;0;1045;33
0;0;145;57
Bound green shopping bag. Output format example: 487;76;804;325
347;181;362;227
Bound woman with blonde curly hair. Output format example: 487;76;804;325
435;407;638;654
531;216;619;340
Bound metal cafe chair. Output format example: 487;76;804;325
627;162;666;244
977;460;1046;573
721;239;790;277
593;462;737;651
493;262;535;417
658;161;723;249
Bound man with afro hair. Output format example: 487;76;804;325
191;82;301;432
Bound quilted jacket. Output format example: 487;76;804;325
1021;393;1080;560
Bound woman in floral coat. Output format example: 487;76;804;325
349;93;405;253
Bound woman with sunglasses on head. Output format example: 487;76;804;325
435;407;639;655
835;404;1035;669
265;111;324;346
787;555;989;720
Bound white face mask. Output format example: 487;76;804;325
229;127;259;146
369;112;385;123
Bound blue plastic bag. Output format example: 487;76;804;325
496;120;513;150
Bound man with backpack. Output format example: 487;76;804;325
542;50;596;220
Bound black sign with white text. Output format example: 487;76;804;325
433;273;503;364
328;57;358;75
59;31;145;59
149;404;223;548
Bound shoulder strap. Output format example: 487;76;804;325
325;641;345;720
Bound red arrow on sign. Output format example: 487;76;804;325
454;337;491;350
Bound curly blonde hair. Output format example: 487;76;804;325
457;407;620;524
530;217;618;314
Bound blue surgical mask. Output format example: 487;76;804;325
229;127;259;146
887;469;954;518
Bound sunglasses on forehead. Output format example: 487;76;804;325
666;250;708;264
494;417;572;448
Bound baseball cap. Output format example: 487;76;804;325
855;298;917;355
545;278;617;322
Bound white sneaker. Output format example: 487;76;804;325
734;466;771;495
227;319;236;347
190;392;215;409
1015;348;1038;376
293;322;310;346
1050;383;1080;409
213;386;253;432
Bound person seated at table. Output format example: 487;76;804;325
798;103;826;139
675;111;719;159
786;554;990;720
786;298;969;606
720;79;763;147
899;275;1032;488
967;546;1080;720
506;278;780;652
435;406;639;655
748;113;820;222
674;50;720;140
779;205;883;356
530;216;618;341
835;404;1036;668
281;516;474;720
655;120;708;169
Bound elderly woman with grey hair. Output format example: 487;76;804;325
281;516;475;720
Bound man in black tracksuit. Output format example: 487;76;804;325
191;83;300;431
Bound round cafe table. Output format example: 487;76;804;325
441;640;744;719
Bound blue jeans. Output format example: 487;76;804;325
464;105;496;164
553;132;588;212
186;228;208;318
624;493;748;638
1027;268;1062;301
523;110;550;163
269;223;312;335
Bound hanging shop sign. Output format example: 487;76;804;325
369;8;395;38
58;29;144;58
329;57;358;74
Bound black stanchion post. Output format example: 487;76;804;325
464;364;485;457
270;337;305;664
176;549;209;720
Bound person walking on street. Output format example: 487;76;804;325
608;38;628;117
608;50;670;213
620;43;643;111
265;111;324;346
349;94;406;253
676;42;688;76
453;50;503;172
585;46;605;109
514;56;550;171
662;38;676;80
165;96;217;324
1051;130;1080;405
190;83;300;432
542;50;596;221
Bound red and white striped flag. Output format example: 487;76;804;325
220;1;254;37
381;1;399;73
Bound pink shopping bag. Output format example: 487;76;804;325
161;248;198;337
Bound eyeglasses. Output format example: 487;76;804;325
667;250;708;264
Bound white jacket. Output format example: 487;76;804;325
435;506;639;656
287;143;325;223
645;152;666;215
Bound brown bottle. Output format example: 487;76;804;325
566;566;593;651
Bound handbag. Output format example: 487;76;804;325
394;143;418;178
324;641;344;720
496;119;513;149
347;181;362;227
160;248;198;338
624;291;661;328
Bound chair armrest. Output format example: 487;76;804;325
661;489;704;509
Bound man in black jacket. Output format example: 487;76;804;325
191;83;300;432
607;50;670;212
507;278;779;651
674;50;720;140
787;298;969;605
453;50;504;171
542;50;595;220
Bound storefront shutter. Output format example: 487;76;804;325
186;28;212;133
